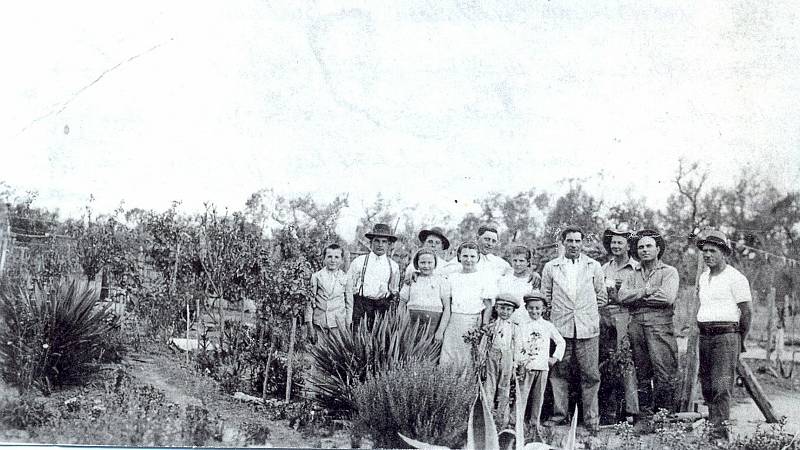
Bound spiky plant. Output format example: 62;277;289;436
0;280;120;392
306;308;441;413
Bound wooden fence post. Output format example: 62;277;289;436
678;250;704;412
766;287;776;366
285;315;298;402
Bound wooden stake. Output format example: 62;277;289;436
285;315;297;402
263;339;274;401
186;300;190;364
678;250;704;411
738;359;780;423
767;287;776;366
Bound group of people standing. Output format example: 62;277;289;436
304;222;753;442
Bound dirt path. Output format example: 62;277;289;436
123;350;352;448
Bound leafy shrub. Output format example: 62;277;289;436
0;281;121;392
0;395;53;429
27;370;224;446
353;358;476;449
307;308;441;413
733;418;796;449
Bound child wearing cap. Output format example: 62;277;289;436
497;245;541;324
484;292;522;429
516;291;565;440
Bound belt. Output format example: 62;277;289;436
698;321;739;336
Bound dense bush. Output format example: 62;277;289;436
307;308;441;413
0;281;121;392
353;359;476;449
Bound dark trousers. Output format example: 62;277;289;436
628;315;678;414
352;295;392;331
699;332;740;428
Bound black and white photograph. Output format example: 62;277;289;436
1;1;799;448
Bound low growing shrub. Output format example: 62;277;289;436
0;395;53;429
352;358;477;449
0;281;121;392
733;418;797;449
307;308;441;414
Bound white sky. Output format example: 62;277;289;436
2;1;799;240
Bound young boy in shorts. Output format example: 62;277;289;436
516;291;565;440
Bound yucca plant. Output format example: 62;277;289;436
306;307;441;413
0;280;120;392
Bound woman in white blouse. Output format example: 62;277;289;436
440;241;496;368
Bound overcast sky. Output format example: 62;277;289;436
2;1;799;240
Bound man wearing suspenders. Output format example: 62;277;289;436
347;223;400;330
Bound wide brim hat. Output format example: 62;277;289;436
495;292;521;309
365;223;398;242
418;226;450;250
696;230;732;255
630;229;666;260
602;228;632;255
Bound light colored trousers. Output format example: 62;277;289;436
518;369;549;440
484;347;513;427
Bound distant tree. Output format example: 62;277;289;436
606;192;659;232
544;184;604;242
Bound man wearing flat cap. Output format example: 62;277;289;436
696;230;752;440
600;228;640;421
347;223;400;330
618;229;679;417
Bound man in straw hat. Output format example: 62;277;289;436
347;223;400;330
599;227;640;421
618;229;679;418
695;229;752;441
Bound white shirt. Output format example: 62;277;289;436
477;253;512;278
516;317;566;372
697;265;752;323
449;270;497;314
348;252;400;298
497;273;535;324
399;274;450;312
563;257;580;302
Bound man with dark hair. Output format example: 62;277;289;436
347;223;400;330
618;229;679;418
541;225;607;434
696;230;752;441
599;228;639;421
475;223;512;277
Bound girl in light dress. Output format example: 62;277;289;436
398;247;451;340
